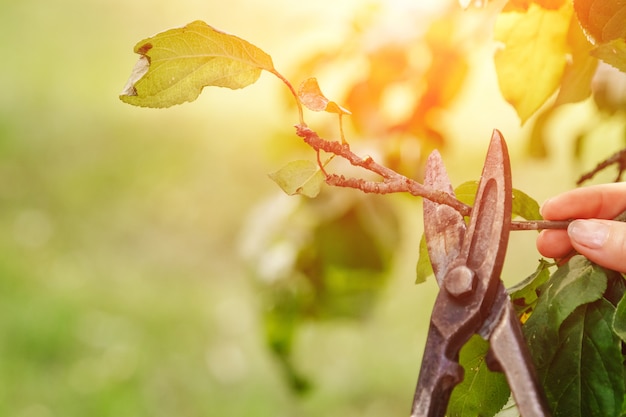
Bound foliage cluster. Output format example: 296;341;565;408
120;1;626;415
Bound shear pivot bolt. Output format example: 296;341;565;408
445;265;476;298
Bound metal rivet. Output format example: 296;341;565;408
444;265;476;298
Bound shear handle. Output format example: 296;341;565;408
410;288;485;417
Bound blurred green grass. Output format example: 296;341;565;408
2;0;620;416
0;1;431;416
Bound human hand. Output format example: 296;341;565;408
536;183;626;272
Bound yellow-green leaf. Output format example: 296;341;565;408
415;234;433;284
495;3;573;123
268;160;325;198
591;38;626;73
120;20;275;108
298;78;351;115
555;14;598;105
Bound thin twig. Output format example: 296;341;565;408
295;124;624;232
296;124;473;217
577;148;626;185
510;220;571;231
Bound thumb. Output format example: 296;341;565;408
567;219;626;272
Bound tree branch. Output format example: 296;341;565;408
296;124;472;217
295;124;583;231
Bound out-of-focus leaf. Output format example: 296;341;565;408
503;0;567;12
447;335;510;417
298;78;351;115
244;194;399;392
555;14;599;105
573;0;626;44
543;299;624;417
415;234;433;284
537;0;568;9
120;21;274;108
494;3;573;123
302;197;398;319
591;38;626;73
524;256;608;368
263;282;312;393
268;160;325;198
344;45;410;136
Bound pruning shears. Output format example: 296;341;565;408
410;130;551;417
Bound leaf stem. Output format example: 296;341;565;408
338;114;347;144
269;69;305;125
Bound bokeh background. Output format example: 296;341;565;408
2;0;625;416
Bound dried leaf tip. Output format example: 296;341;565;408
120;56;150;97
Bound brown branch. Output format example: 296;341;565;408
296;124;472;217
577;148;626;185
510;220;571;230
295;124;588;231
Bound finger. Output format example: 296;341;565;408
536;229;573;259
541;183;626;220
568;219;626;273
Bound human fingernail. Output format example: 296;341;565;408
567;220;609;249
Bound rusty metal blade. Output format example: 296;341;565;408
423;150;466;287
456;129;512;315
486;287;552;416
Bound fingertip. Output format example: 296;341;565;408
539;196;561;220
536;229;572;259
568;219;626;272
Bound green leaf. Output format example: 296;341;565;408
268;160;326;198
603;271;626;306
263;284;312;393
511;188;542;220
415;234;433;284
447;335;510;417
454;181;542;220
524;256;608;368
120;21;275;108
453;181;479;207
508;259;552;320
613;293;626;343
494;3;573;123
543;299;624;417
591;38;626;73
